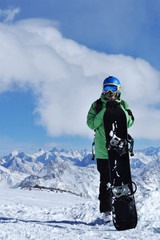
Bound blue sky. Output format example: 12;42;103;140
0;0;160;155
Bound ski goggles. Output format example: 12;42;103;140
103;84;120;94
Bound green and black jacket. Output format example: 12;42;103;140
87;93;134;159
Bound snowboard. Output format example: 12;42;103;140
103;102;137;231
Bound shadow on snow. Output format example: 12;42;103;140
0;217;114;229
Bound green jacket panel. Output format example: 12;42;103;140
87;93;134;159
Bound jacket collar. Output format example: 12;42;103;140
100;93;122;103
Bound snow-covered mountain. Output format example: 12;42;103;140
0;151;43;174
0;148;96;192
0;146;160;199
19;160;98;198
0;165;28;187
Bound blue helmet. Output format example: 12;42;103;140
102;76;121;99
103;76;120;88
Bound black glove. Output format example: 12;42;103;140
106;100;119;111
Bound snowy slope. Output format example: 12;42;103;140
0;187;160;240
0;147;159;239
19;159;99;198
0;165;27;187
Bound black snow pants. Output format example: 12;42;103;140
97;159;112;213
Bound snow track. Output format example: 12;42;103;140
0;188;159;240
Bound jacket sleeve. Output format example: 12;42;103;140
121;101;134;128
87;102;106;130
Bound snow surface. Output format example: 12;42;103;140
0;187;159;240
0;147;160;239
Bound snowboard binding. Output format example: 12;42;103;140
108;122;134;157
108;134;128;156
112;182;137;199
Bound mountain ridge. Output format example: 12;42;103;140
0;146;159;198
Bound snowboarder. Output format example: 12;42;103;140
87;76;134;222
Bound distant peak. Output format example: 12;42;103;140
11;151;19;157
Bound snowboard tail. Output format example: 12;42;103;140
103;104;137;231
113;195;137;231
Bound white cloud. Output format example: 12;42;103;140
0;18;160;140
0;7;21;23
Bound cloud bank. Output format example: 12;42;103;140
0;17;160;140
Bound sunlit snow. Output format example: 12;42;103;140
0;147;159;239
